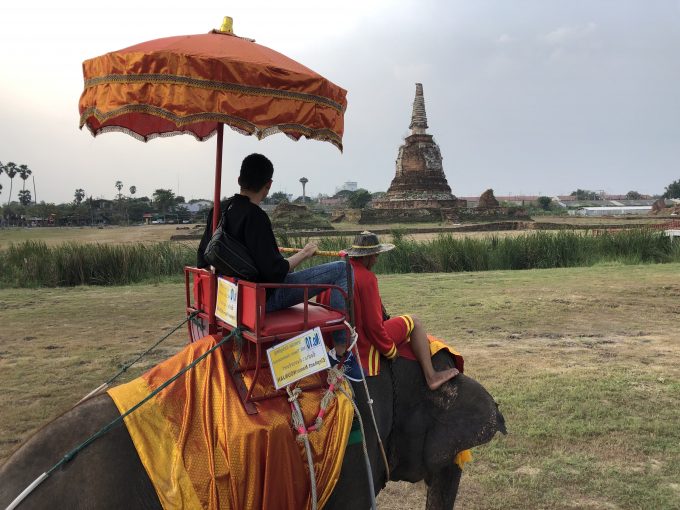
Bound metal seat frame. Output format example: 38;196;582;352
184;266;351;414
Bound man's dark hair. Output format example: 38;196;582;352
238;153;274;192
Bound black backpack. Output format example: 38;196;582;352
203;200;259;281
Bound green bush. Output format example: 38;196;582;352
279;228;678;275
1;229;677;288
381;229;676;273
0;241;195;288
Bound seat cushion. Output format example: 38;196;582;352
260;303;345;337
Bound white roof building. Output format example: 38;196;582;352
570;206;652;216
335;181;358;193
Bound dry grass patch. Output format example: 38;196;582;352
1;263;679;509
0;224;202;249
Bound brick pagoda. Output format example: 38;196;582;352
373;83;463;211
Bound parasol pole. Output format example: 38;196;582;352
212;123;224;233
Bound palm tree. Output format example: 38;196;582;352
152;188;176;214
18;165;32;196
4;162;18;205
74;188;85;205
18;189;32;206
115;181;124;221
125;186;136;226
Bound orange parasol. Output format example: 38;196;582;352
79;17;347;227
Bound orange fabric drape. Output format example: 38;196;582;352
79;32;347;149
108;335;353;509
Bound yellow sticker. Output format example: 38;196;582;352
215;277;238;327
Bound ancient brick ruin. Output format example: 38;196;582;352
373;83;464;212
477;189;500;209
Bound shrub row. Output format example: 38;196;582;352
0;241;195;288
284;229;680;274
1;229;677;288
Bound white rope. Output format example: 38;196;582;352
76;382;109;405
337;386;378;510
5;472;47;510
343;320;359;352
287;386;318;510
344;321;391;481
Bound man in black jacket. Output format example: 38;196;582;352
197;153;350;353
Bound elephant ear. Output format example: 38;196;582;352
424;353;506;473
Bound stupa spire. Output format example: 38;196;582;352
409;83;428;134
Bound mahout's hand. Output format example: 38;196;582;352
302;242;318;259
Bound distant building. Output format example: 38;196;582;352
459;195;540;208
181;200;212;213
319;197;347;207
335;181;358;193
570;206;652;216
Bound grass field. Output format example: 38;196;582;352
0;224;204;249
1;263;679;508
0;222;524;249
0;224;528;251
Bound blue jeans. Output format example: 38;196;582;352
265;260;351;345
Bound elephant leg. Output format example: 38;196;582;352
425;464;462;510
324;442;374;509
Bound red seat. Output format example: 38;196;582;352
260;303;345;337
184;266;351;413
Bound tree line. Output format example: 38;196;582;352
0;173;198;226
1;159;678;226
569;182;680;201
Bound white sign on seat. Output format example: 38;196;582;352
267;327;330;389
215;277;238;327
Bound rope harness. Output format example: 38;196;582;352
283;322;386;510
342;321;390;481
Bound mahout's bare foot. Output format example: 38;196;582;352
427;368;459;391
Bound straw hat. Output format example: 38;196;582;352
345;231;395;257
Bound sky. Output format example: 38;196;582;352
1;0;679;204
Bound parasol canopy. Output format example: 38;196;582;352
79;18;347;229
79;19;347;151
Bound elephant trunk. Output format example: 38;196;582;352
425;464;462;510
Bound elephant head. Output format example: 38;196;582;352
386;350;506;509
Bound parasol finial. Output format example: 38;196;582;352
220;16;234;34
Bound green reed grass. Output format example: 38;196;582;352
280;228;680;275
1;229;677;288
0;241;195;288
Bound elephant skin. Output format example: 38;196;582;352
0;351;505;509
325;350;506;510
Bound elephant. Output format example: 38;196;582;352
0;349;505;509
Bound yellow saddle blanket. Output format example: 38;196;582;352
108;335;354;510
